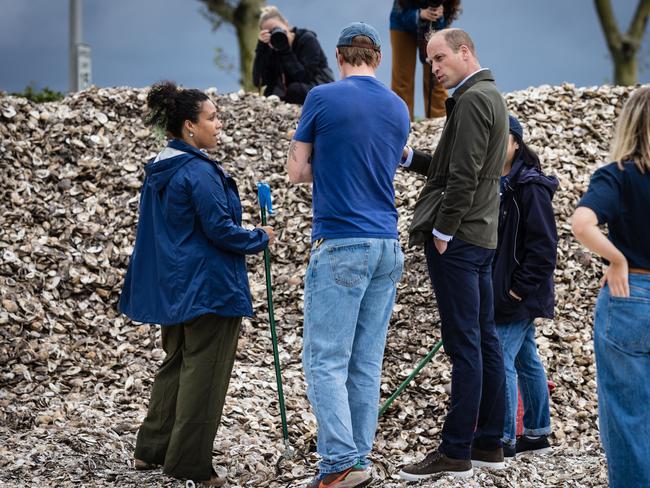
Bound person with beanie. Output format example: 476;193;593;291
493;115;558;458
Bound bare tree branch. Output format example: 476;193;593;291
627;0;650;44
594;0;650;84
202;0;235;25
198;0;265;90
594;0;622;51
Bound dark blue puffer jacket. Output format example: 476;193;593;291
492;158;559;324
119;139;269;325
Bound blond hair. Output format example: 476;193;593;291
611;86;650;173
338;36;380;68
259;5;288;28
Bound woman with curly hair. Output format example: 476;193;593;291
389;0;461;119
120;81;274;486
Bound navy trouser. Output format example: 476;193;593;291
425;238;505;459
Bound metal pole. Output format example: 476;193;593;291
69;0;82;92
378;339;443;417
260;206;290;443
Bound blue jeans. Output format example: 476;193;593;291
496;319;551;446
302;238;404;475
594;274;650;488
424;238;505;459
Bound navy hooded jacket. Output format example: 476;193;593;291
492;158;559;324
119;139;269;325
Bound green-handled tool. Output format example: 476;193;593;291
257;182;294;465
378;339;444;417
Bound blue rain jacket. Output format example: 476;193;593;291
119;139;268;325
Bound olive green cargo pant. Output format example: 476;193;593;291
134;314;241;481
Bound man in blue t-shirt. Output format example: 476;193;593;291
287;21;410;488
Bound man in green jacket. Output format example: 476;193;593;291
398;28;508;481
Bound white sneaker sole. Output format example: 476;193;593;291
398;468;474;481
471;459;506;470
518;447;552;456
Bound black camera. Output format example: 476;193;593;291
270;27;290;52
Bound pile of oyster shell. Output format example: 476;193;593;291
0;83;634;487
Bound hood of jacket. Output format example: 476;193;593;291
144;139;218;191
504;157;559;197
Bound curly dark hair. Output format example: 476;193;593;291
443;0;462;25
145;80;209;139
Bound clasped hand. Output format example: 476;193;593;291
420;6;444;22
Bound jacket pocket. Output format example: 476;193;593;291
410;188;444;233
327;242;370;287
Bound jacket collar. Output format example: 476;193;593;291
167;139;214;163
452;69;495;100
505;156;559;194
166;138;230;174
503;158;526;191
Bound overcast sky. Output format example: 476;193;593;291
1;0;648;116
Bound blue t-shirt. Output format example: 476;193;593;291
578;161;650;269
294;76;410;242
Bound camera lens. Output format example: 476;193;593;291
270;27;289;51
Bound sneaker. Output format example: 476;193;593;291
133;458;158;470
470;446;505;469
398;451;473;481
516;435;552;455
305;463;371;488
503;443;516;459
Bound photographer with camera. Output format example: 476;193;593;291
390;0;462;119
252;6;334;105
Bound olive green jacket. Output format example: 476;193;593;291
407;69;508;249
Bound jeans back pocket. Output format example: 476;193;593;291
607;294;650;354
327;242;370;287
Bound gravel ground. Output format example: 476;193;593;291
1;84;631;487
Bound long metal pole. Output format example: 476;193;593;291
378;339;444;417
69;0;82;92
260;206;290;444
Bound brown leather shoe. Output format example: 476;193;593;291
471;446;505;469
398;451;473;481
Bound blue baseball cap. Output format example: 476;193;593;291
337;22;381;52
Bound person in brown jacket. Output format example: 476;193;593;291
398;28;509;481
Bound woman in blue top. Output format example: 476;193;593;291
572;86;650;488
389;0;461;119
493;115;558;458
119;81;274;486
